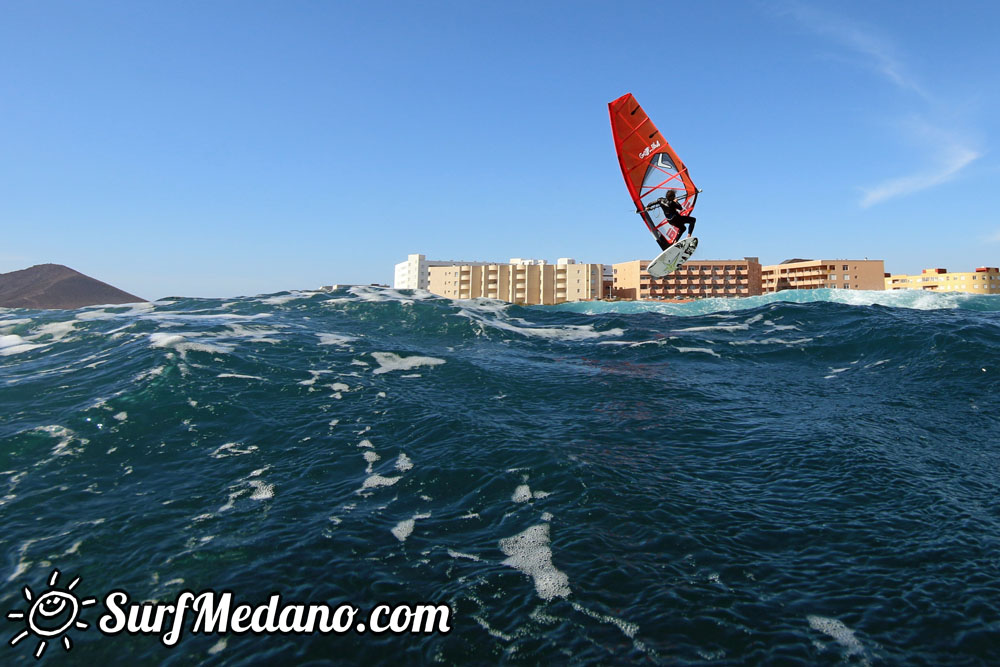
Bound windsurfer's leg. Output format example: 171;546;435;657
687;218;696;236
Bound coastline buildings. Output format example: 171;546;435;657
396;254;919;302
885;267;1000;293
393;254;492;290
612;258;763;300
760;259;886;292
427;258;603;305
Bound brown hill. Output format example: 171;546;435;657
0;264;145;309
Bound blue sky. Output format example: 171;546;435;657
2;1;998;298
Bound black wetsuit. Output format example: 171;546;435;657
645;197;696;250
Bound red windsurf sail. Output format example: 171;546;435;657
608;93;698;242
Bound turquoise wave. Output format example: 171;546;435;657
1;286;998;664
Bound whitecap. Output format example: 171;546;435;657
674;346;721;358
391;513;431;542
317;333;357;346
210;442;259;458
499;524;571;600
512;484;532;503
149;332;233;356
371;352;445;375
360;474;401;490
807;615;867;662
248;480;274;500
0;334;45;356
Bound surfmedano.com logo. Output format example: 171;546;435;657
7;568;452;659
6;570;97;659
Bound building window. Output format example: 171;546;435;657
843;265;848;270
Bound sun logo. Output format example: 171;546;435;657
6;569;96;659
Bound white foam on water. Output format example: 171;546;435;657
351;359;369;366
210;442;259;459
395;453;413;471
460;309;624;341
371;352;445;375
363;451;380;473
218;489;246;512
207;637;228;655
360;474;401;490
35;425;87;457
729;337;814;346
248;480;274;500
400;373;421;378
391;513;431;542
0;334;45;356
29;320;78;342
74;302;154;321
673;323;749;333
217;373;264;380
541;512;553;521
348;285;433;303
358;439;374;448
807;615;868;663
222;323;283;344
134;365;166;382
7;538;39;582
149;332;233;356
447;550;481;561
674;346;721;358
533;490;551;499
144;311;270;324
512;484;532;503
455;298;511;314
570;601;639;638
113;412;128;422
499;524;571;600
317;333;357;346
746;313;763;324
0;318;32;330
329;382;350;392
299;370;331;386
473;616;515;642
260;291;318;305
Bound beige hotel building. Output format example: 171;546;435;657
885;267;1000;293
760;259;886;292
612;258;763;300
427;258;603;305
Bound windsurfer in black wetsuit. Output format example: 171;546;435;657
644;190;696;251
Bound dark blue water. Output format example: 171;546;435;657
2;287;999;664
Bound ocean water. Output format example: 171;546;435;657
1;287;999;665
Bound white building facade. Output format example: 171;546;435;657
393;254;493;290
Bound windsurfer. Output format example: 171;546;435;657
645;190;696;250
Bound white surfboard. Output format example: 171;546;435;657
647;237;698;278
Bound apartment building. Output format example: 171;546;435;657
427;258;603;304
611;258;763;300
885;267;1000;293
393;254;493;290
761;259;885;292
